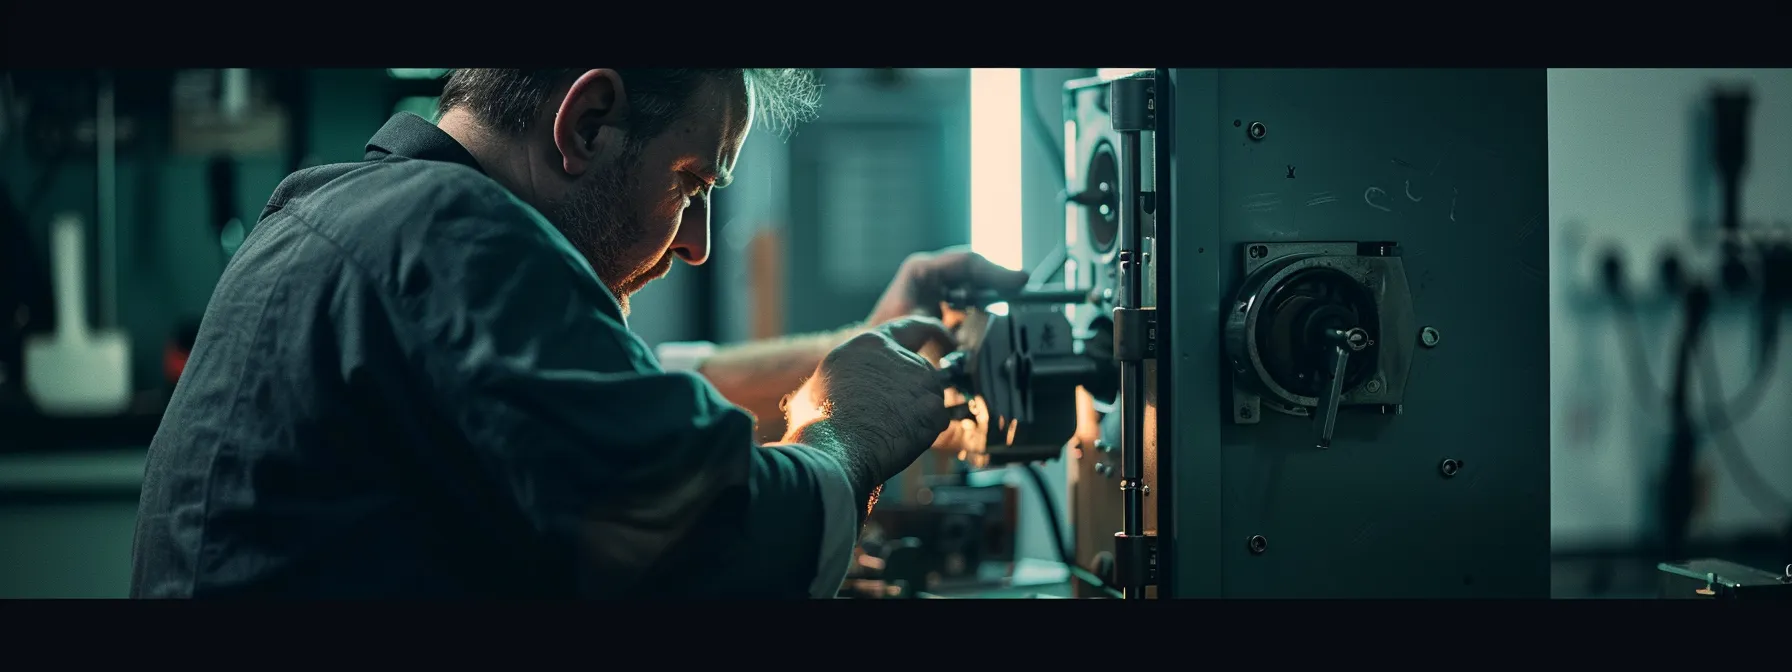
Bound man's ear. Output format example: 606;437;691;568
552;69;630;176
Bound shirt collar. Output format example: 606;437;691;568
364;113;485;172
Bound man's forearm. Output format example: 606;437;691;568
697;325;866;442
780;419;880;529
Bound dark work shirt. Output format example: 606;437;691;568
130;113;857;598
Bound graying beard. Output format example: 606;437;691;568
545;147;646;302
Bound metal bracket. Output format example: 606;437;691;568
1112;307;1157;361
1113;532;1158;588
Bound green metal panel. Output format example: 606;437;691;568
1165;69;1551;598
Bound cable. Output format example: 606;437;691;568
1697;341;1792;519
1704;298;1782;433
1611;291;1778;429
1659;284;1712;562
1017;462;1122;599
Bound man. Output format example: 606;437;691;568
130;68;1027;598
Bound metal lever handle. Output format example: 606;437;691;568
944;287;1091;309
1314;327;1370;449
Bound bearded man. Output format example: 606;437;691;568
130;69;1026;598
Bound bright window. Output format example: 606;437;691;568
968;68;1023;273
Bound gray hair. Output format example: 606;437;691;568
436;68;822;141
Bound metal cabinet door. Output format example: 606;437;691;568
1162;69;1551;598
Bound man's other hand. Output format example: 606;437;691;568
867;247;1029;330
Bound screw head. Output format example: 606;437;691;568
1248;535;1268;554
1420;326;1441;348
1440;459;1462;478
1365;379;1382;394
1248;121;1267;140
1239;406;1254;419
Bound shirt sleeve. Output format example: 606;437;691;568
381;189;855;598
654;341;717;374
654;340;854;596
766;445;859;598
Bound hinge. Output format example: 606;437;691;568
1113;532;1159;587
1113;307;1157;361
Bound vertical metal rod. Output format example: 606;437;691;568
1116;127;1147;599
1150;67;1175;596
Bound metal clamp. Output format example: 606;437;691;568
1113;307;1157;361
1113;532;1158;588
1109;78;1156;133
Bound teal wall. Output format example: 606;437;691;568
1;70;399;598
5;69;397;391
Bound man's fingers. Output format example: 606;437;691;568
910;249;1030;295
962;252;1031;292
879;316;957;358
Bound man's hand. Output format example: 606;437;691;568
866;247;1030;330
783;317;955;510
695;246;1023;443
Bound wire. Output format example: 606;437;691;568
1026;242;1068;288
1017;462;1122;599
1703;301;1781;433
1697;333;1792;519
1611;293;1779;428
1660;285;1712;562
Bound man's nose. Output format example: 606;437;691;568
673;199;711;265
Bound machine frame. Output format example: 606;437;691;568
1069;69;1552;598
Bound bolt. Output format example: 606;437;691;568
1420;326;1441;348
1095;440;1115;454
1141;485;1151;496
1249;245;1268;259
1095;463;1114;477
1248;121;1267;140
1440;459;1462;478
1248;535;1268;555
1239;406;1254;419
1365;379;1382;394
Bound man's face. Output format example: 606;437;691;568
542;75;752;315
